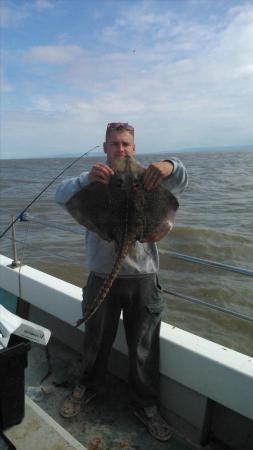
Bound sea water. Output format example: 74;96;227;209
0;150;252;355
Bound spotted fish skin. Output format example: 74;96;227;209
66;156;179;325
79;236;132;325
66;156;179;245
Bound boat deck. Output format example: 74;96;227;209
20;338;195;450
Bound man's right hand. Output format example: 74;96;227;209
88;163;114;184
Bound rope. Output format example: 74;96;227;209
40;344;53;385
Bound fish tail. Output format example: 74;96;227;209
76;237;132;327
98;237;131;301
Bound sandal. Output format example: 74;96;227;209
133;405;172;442
60;384;97;418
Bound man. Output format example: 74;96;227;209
55;122;188;442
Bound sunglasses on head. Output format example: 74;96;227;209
107;122;134;132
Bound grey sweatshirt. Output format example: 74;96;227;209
55;157;188;277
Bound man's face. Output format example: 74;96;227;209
103;130;135;166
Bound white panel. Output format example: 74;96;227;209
0;255;82;325
1;254;253;421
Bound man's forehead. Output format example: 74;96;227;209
106;129;134;142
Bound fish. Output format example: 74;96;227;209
65;156;179;325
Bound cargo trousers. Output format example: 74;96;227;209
80;272;164;409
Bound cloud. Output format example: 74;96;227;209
0;2;29;27
24;45;83;65
30;95;54;112
35;0;54;10
109;1;175;35
1;80;15;93
0;0;55;28
98;0;216;53
1;0;253;158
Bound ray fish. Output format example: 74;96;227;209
66;156;179;323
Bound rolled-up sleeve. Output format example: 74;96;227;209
161;157;188;198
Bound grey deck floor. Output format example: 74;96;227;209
25;338;195;450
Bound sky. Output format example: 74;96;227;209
1;0;253;159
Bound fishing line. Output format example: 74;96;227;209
1;145;99;384
4;235;85;265
0;145;100;240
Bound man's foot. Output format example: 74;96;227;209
60;384;97;418
133;405;172;442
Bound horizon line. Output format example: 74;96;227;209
1;144;253;161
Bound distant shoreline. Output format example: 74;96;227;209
1;145;253;161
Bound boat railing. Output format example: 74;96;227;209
3;212;253;323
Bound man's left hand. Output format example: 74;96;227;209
143;161;174;190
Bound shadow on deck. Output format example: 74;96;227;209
25;338;194;450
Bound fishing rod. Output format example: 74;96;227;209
0;145;100;240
